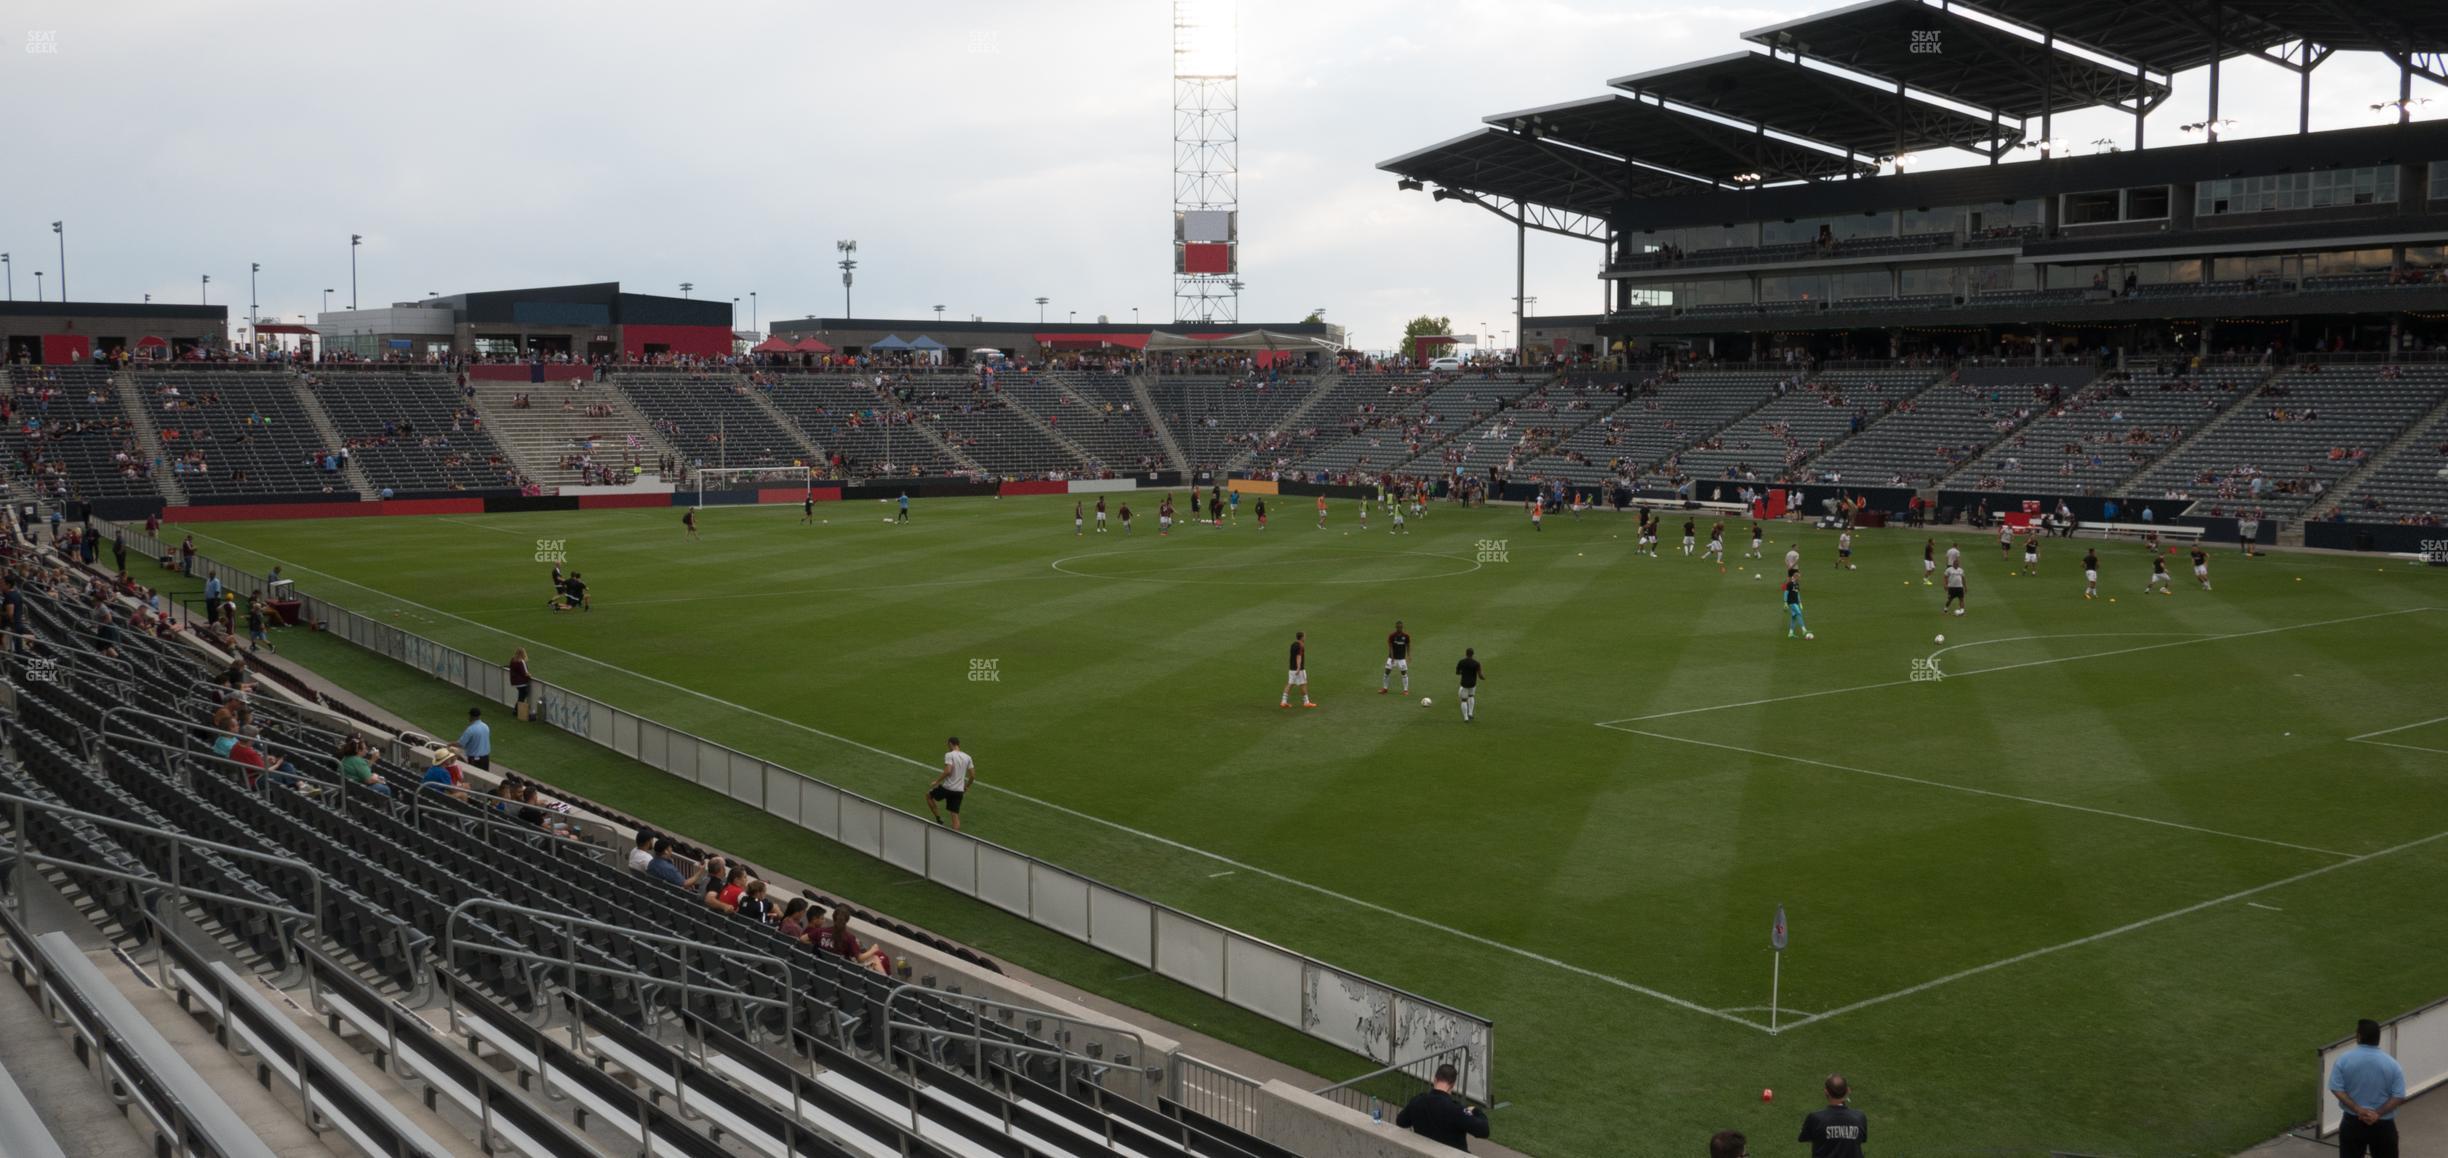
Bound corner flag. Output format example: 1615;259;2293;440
1772;905;1788;953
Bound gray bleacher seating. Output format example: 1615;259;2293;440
1952;365;2255;496
307;367;523;493
2333;407;2448;523
1797;366;2055;487
2127;364;2448;519
3;365;160;501
135;367;341;498
902;375;1080;477
763;371;962;478
615;368;806;470
1664;370;1923;484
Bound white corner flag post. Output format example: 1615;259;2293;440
1770;904;1789;1036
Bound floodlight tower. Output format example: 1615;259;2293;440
1173;0;1239;325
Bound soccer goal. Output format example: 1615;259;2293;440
692;465;814;509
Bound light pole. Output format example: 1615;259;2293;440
835;240;858;317
1132;306;1140;324
201;273;211;304
322;288;334;314
680;282;694;299
249;262;260;350
750;291;757;331
933;304;945;323
1068;310;1077;324
1034;297;1049;323
32;271;42;301
349;233;362;309
1;254;9;301
51;221;65;300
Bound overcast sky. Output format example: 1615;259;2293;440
1;0;2439;352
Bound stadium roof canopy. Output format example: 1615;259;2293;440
1378;127;1713;220
1952;0;2296;73
1485;95;1877;185
1742;0;2170;120
1610;51;2014;159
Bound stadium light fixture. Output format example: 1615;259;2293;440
933;304;945;322
1034;296;1049;323
32;271;42;301
200;272;210;304
1173;0;1236;79
1730;171;1764;184
680;282;694;299
1396;177;1424;192
349;233;362;309
51;221;64;300
1;254;10;302
836;240;858;317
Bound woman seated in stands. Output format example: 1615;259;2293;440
816;908;892;975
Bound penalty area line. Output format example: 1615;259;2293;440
1777;825;2448;1033
176;528;1765;1034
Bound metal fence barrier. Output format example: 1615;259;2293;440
124;528;1497;1102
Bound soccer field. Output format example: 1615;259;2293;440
180;495;2448;1156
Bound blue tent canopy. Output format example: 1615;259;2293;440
868;335;911;351
908;336;946;351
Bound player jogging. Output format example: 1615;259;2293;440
1998;521;2014;561
1944;541;1962;574
2022;534;2041;575
924;737;974;831
1943;562;1967;615
1095;496;1109;533
2191;545;2211;590
2145;554;2174;595
1703;521;1726;567
1747;523;1764;559
1382;620;1413;695
1074;501;1085;537
1638;513;1657;556
897;493;910;523
1784;545;1801;575
1119;502;1134;535
1530;498;1543;532
1159;497;1174;536
1255;499;1267;531
1681;518;1696;557
1922;538;1937;585
683;507;700;540
1316;494;1329;529
1783;572;1810;639
2082;548;2101;600
1280;631;1316;709
1454;648;1483;722
1837;529;1854;570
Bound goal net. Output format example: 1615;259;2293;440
692;465;815;509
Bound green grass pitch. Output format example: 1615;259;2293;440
176;495;2448;1155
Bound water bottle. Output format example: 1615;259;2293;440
1371;1098;1383;1126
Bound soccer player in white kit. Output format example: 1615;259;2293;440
1837;530;1854;570
1703;522;1726;567
1784;546;1801;575
2082;548;2101;599
2145;555;2174;595
1747;524;1764;558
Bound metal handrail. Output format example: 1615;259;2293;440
97;705;354;802
0;790;320;967
440;897;798;1047
880;982;1164;1096
1310;1043;1475;1116
406;787;618;863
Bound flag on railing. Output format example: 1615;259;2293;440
1772;904;1788;953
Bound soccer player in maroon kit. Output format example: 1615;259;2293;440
1381;620;1413;695
1280;632;1315;709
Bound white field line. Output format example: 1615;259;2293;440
2353;739;2448;758
1598;607;2440;726
1599;727;2353;858
1776;826;2448;1032
182;528;1766;1033
2349;715;2448;742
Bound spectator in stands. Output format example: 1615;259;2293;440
2329;1018;2406;1157
705;865;748;914
816;908;892;975
645;839;687;888
777;898;813;942
421;745;466;800
1710;1131;1748;1157
685;854;729;895
736;879;774;924
1798;1073;1867;1157
458;706;492;771
1395;1064;1489;1151
336;736;390;797
227;726;267;789
628;831;657;873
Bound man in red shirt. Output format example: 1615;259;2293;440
227;727;268;789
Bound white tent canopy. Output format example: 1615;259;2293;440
1141;329;1337;353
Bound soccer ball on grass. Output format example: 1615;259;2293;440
1934;634;1945;643
1420;697;1433;707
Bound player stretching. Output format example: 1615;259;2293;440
1381;620;1412;695
1681;518;1696;557
1837;529;1854;570
1783;572;1811;639
1943;561;1967;615
1316;494;1329;530
683;507;700;541
2145;554;2174;595
1074;501;1085;537
1746;523;1764;559
2191;545;2211;590
1281;632;1316;709
1922;538;1937;586
1094;496;1109;533
2022;534;2040;575
2082;548;2101;599
1703;522;1726;569
1454;648;1483;722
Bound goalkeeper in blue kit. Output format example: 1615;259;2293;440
1784;572;1811;639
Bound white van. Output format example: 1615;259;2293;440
1428;356;1465;372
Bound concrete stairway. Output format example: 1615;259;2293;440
287;377;380;498
114;370;186;506
464;377;676;490
2315;387;2448;518
738;382;830;463
2104;367;2279;496
1129;374;1192;474
1225;371;1343;472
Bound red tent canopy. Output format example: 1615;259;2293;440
1035;332;1149;351
136;335;170;348
794;337;835;354
751;336;795;353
